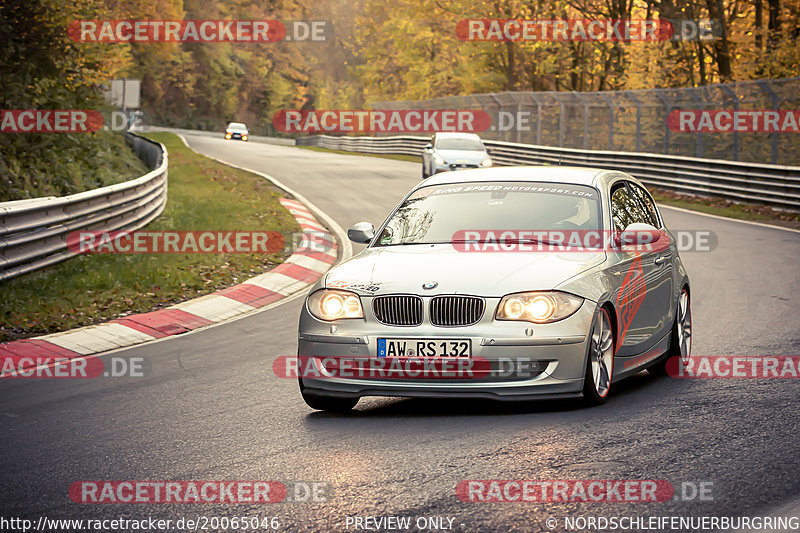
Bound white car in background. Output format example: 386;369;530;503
421;132;492;178
225;122;249;141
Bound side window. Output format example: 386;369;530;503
610;183;647;231
629;183;661;228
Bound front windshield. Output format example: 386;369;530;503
375;181;601;246
227;122;247;129
435;137;485;151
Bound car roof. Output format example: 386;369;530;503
420;165;620;188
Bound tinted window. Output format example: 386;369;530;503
435;137;485;151
376;181;601;246
629;183;661;227
610;183;648;231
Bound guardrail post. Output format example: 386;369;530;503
625;90;643;153
719;84;740;161
654;92;672;155
687;89;705;159
551;92;566;148
529;93;543;146
575;92;590;150
757;80;780;165
489;94;503;142
598;93;615;151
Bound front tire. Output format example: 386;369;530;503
301;393;358;412
299;379;358;412
582;307;614;406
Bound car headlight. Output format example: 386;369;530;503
480;157;492;167
496;291;584;324
433;154;445;165
242;134;248;140
307;289;364;321
225;133;231;139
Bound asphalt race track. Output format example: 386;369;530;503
2;134;799;532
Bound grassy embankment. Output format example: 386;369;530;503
0;133;300;342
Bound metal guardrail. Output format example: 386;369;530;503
0;133;168;281
296;135;800;210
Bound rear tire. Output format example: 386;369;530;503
648;288;691;376
582;307;614;406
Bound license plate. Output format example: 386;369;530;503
377;338;471;358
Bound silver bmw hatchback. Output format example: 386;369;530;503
297;166;691;411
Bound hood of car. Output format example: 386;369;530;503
434;149;489;164
226;128;248;134
325;245;605;297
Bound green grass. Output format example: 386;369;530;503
294;145;421;164
0;130;150;201
296;145;798;226
0;133;301;342
649;188;800;225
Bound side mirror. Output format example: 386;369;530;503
617;222;663;248
347;222;375;244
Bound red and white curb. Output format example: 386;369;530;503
0;198;336;370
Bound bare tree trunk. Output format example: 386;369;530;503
505;41;516;91
755;0;764;50
706;0;732;80
767;0;782;50
696;42;707;85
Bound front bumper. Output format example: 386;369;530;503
297;297;595;400
432;162;483;174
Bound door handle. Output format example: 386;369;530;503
654;255;666;265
